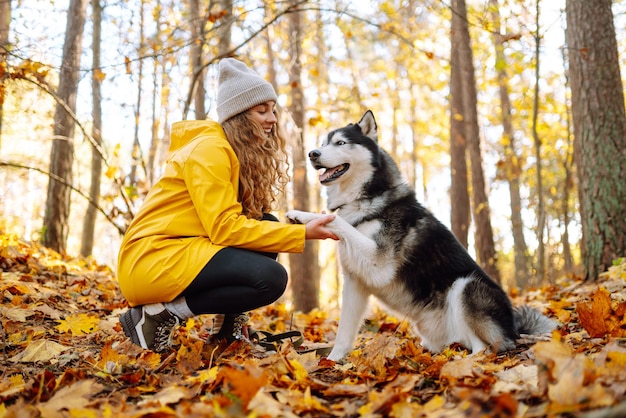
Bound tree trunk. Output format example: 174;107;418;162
128;0;146;188
0;0;11;147
263;3;277;87
449;0;470;249
532;1;546;284
566;0;626;280
489;0;530;288
453;0;500;282
561;146;574;273
189;0;206;119
561;46;574;273
287;2;320;313
42;0;88;252
81;0;103;257
216;0;233;56
146;0;162;187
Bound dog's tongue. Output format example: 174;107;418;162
319;166;341;182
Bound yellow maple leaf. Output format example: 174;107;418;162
104;166;118;179
0;374;25;398
286;357;308;383
56;313;100;335
302;386;326;411
423;394;446;413
600;257;626;281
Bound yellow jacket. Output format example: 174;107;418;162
117;120;306;306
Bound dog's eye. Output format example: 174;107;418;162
337;140;346;145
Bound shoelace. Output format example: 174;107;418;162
211;314;225;335
232;313;250;342
153;315;180;352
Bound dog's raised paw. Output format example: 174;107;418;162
286;210;326;225
285;210;304;224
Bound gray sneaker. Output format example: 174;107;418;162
120;305;181;351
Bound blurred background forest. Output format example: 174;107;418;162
1;0;625;312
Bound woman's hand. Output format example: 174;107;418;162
305;214;339;240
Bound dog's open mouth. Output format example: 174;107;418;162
318;164;349;184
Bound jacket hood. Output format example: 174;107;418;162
170;119;225;153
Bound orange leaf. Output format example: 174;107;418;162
576;288;623;338
220;363;268;407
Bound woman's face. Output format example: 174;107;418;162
248;101;277;135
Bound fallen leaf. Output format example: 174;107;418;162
248;388;299;418
0;307;34;321
358;374;420;416
138;384;196;407
440;355;477;380
56;313;100;335
423;394;446;413
33;303;63;320
534;338;614;409
37;379;103;415
10;339;71;363
493;364;539;394
0;374;26;398
220;362;268;406
353;333;400;377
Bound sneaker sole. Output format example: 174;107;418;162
120;310;146;348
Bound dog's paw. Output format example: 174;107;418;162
285;210;304;224
285;210;320;225
326;347;349;362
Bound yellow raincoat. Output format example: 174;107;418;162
117;120;306;306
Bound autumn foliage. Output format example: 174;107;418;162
1;234;625;417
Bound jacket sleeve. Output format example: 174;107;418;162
184;137;305;253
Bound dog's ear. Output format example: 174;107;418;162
358;110;378;141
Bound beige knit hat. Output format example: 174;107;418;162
216;58;278;123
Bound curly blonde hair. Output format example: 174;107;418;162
221;111;290;220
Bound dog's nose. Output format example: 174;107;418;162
309;149;321;161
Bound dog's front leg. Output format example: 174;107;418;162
327;276;370;361
285;209;324;225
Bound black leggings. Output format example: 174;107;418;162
180;214;288;315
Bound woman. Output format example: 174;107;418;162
117;58;338;351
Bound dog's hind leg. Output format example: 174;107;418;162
327;276;370;361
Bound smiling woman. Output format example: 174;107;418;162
116;58;338;352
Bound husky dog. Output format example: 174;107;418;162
286;110;556;362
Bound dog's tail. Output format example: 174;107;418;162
513;305;557;335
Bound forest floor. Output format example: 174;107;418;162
1;233;625;417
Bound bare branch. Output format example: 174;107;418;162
8;73;135;219
0;160;126;236
182;0;309;119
